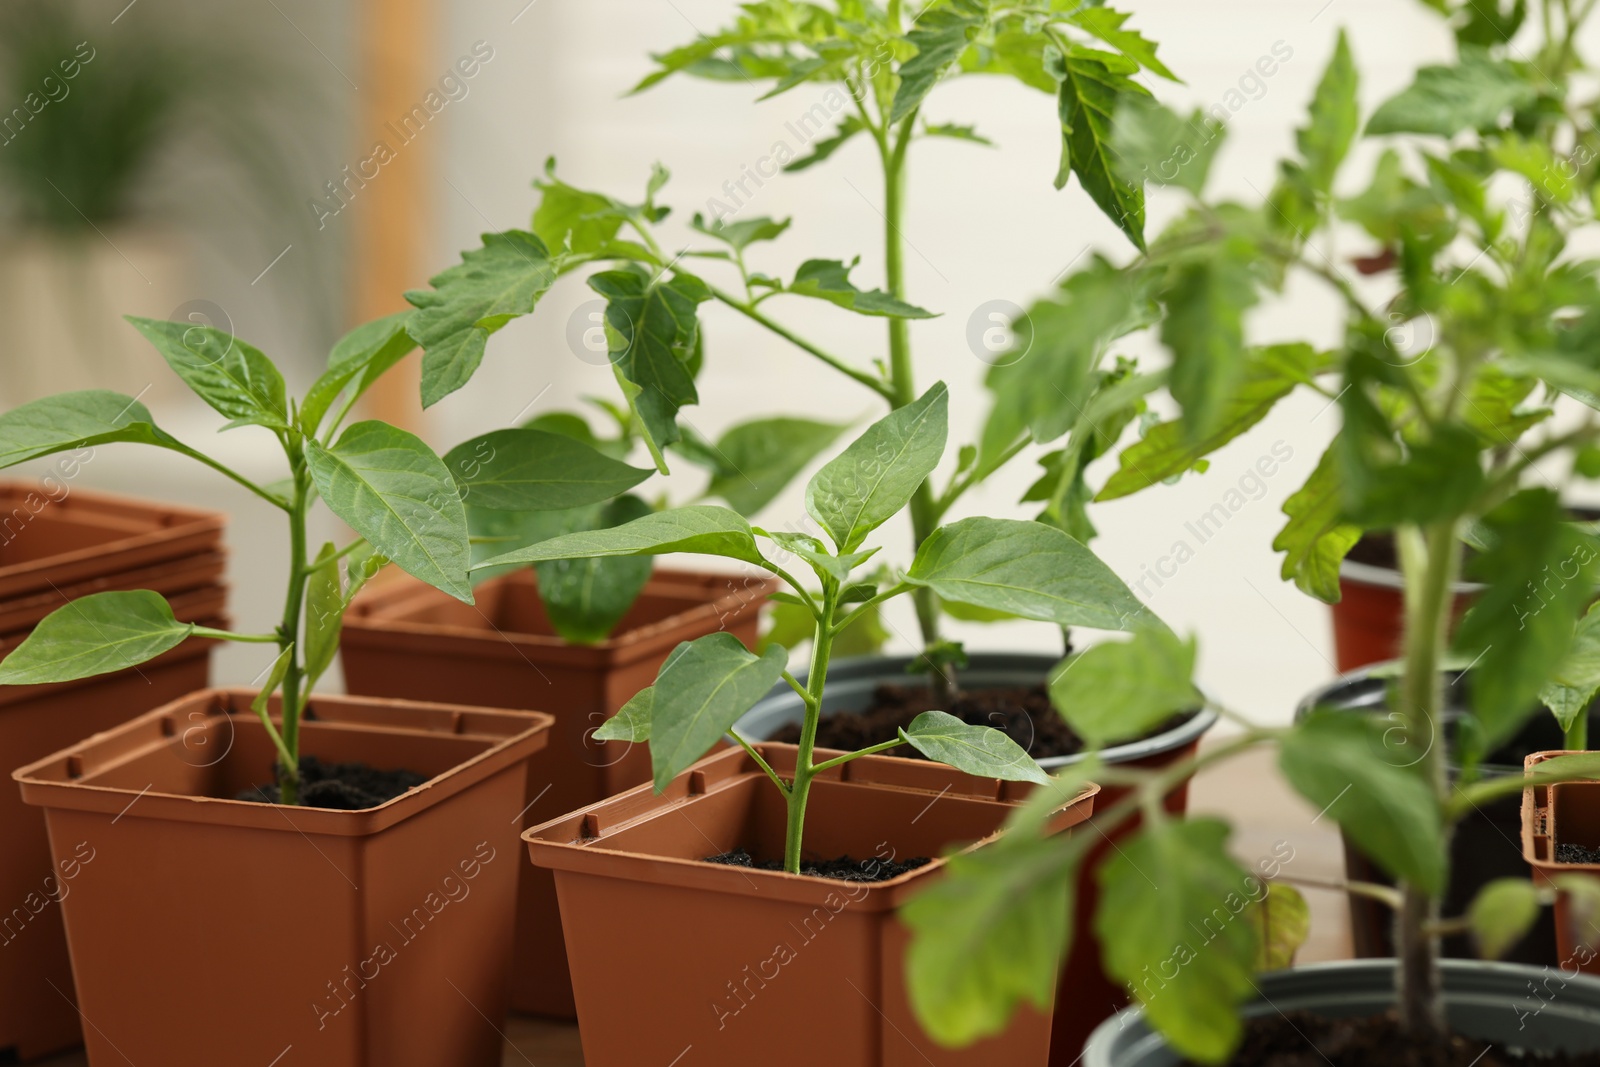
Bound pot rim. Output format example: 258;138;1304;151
1339;556;1484;593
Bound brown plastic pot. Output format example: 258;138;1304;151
0;482;225;600
1523;751;1600;973
0;549;226;634
341;565;777;1017
525;741;1099;1067
1332;533;1480;672
13;689;554;1067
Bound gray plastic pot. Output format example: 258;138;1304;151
1083;959;1600;1066
733;652;1218;770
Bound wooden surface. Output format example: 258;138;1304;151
29;738;1349;1066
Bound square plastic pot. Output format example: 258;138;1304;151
13;689;554;1067
1524;751;1600;972
341;565;777;1017
0;549;226;634
525;742;1099;1067
0;482;225;600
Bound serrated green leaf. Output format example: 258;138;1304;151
690;213;792;250
649;633;788;790
1067;7;1177;82
899;710;1049;784
474;504;768;569
1274;445;1362;604
1366;49;1538;138
786;259;935;318
1162;237;1260;441
0;591;194;685
532;164;629;256
445;428;651;512
307;422;474;604
1111;97;1224;197
1049;628;1199;747
890;0;986;123
784;115;868;172
126;317;288;430
1298;30;1358;193
1054;51;1149;251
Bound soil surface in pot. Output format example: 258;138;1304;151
1193;1010;1600;1065
237;755;427;809
771;682;1189;760
706;849;930;883
1558;843;1600;864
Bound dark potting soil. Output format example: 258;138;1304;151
1189;1010;1600;1066
769;682;1189;761
705;849;930;883
235;755;428;810
1557;843;1600;864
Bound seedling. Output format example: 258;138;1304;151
907;4;1600;1060
0;313;649;804
477;381;1156;873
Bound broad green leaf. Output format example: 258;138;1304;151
1250;883;1311;971
1366;49;1538;137
445;428;651;512
126;317;288;430
1273;445;1362;604
786;259;935;318
594;685;653;742
1298;30;1359;193
0;591;194;685
1163;237;1260;441
535;496;655;644
649;633;788;790
1455;489;1600;748
1098;344;1320;500
689;213;792;250
589;264;711;465
0;390;179;469
1340;420;1486;528
304;542;343;687
1469;879;1540;960
904;832;1085;1046
1542;602;1600;732
1049;628;1199;746
890;0;986;123
1054;51;1149;251
1279;713;1445;893
474;504;768;569
1111;97;1224;197
1067;8;1177;82
300;313;416;437
405;230;558;408
701;417;848;516
807;383;948;552
307;422;474;604
343;543;387;607
899;711;1050;784
1096;819;1258;1063
908;517;1152;631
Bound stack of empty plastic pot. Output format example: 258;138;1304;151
0;481;226;1062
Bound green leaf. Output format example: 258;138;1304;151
1340;421;1486;528
1096;819;1258;1063
700;417;848;517
0;591;194;685
405;230;558;408
126;317;288;430
250;644;295;719
303;542;343;687
1456;0;1527;46
1049;628;1199;747
763;531;875;584
1468;878;1541;960
899;710;1049;784
535;496;655;644
1162;237;1260;441
589;264;711;466
473;504;768;569
306;421;474;604
786;259;935;318
593;685;653;742
648;633;788;790
1298;30;1359;193
807;383;948;552
1455;489;1600;748
907;517;1152;631
1067;7;1177;82
690;213;792;250
783;115;868;171
1366;49;1538;138
1279;713;1445;893
904;832;1085;1046
1250;883;1311;971
0;390;179;469
532;165;628;256
923;122;993;146
890;0;986;123
1542;602;1600;732
1098;344;1320;500
1273;445;1362;604
300;313;416;437
445;428;651;512
1054;51;1149;251
1111;97;1224;197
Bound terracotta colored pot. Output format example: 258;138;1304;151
1523;751;1600;973
341;565;777;1017
526;741;1099;1067
0;549;226;634
1331;533;1478;673
732;652;1217;1062
13;689;554;1067
0;481;225;600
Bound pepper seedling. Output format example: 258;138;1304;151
0;312;651;804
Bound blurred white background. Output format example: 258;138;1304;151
6;0;1562;723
